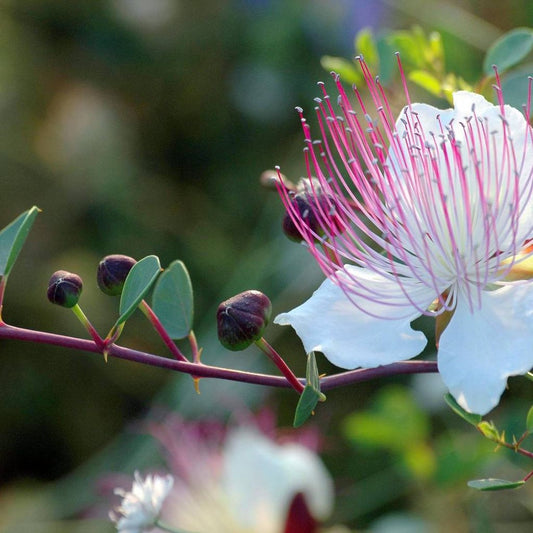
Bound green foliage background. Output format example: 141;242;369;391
0;1;533;531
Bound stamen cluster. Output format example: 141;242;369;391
278;58;533;319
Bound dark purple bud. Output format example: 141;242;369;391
97;254;137;296
217;290;272;351
47;270;83;308
282;191;342;243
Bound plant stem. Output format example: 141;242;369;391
71;304;105;349
139;300;188;362
0;277;6;323
0;322;438;390
479;428;533;460
255;337;305;394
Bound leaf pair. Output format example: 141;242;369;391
113;257;194;340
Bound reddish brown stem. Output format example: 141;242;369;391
255;337;305;394
139;300;188;362
0;322;438;390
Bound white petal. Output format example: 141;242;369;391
396;102;454;138
438;282;533;415
453;91;533;247
452;91;493;115
222;428;333;533
274;270;430;369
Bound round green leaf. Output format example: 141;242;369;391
468;478;525;491
116;255;161;327
152;260;194;340
0;206;40;278
501;64;532;110
483;28;533;75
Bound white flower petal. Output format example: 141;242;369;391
396;102;454;138
451;91;533;250
222;428;333;533
438;282;533;415
275;270;430;369
452;91;493;115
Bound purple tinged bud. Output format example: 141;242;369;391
283;191;341;243
217;290;272;351
47;270;83;308
283;193;316;242
97;254;137;296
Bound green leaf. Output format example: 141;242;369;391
526;405;533;434
428;31;444;64
355;27;379;69
320;56;362;85
0;206;40;278
306;351;320;391
444;393;482;426
467;478;525;491
387;31;424;68
293;352;325;427
408;70;442;97
483;27;533;75
293;385;321;428
500;64;533;110
402;441;436;480
115;255;161;327
376;37;396;84
152;260;194;339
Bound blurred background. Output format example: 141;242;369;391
0;0;532;531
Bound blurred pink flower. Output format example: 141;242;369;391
275;60;533;415
149;415;334;533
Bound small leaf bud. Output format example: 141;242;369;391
47;270;83;308
217;290;272;351
97;254;137;296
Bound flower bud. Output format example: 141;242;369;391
282;189;342;243
217;290;272;351
47;270;83;308
97;254;137;296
